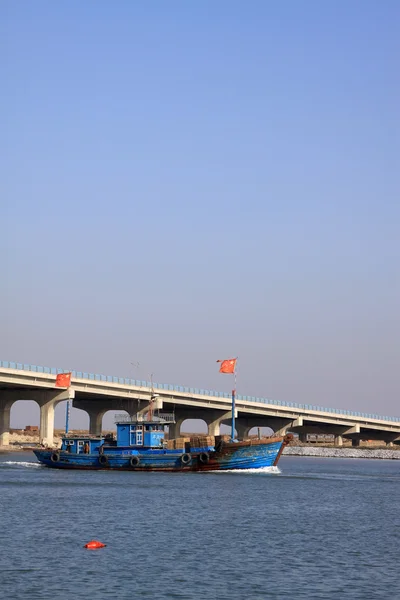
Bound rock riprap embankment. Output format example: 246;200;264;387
283;446;400;460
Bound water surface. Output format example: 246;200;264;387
0;452;399;599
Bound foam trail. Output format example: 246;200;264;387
1;461;42;468
207;466;281;475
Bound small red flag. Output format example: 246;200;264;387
55;372;72;388
216;359;237;374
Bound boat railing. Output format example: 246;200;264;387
114;412;175;424
63;433;104;439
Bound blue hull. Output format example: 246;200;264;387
33;438;287;471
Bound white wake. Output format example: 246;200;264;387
1;461;42;468
208;466;281;475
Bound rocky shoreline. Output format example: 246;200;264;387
283;445;400;460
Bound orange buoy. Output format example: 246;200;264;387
84;540;106;549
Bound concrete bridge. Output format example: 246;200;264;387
1;360;399;448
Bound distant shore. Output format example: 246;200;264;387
283;446;400;460
0;445;40;453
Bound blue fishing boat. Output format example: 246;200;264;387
33;410;292;471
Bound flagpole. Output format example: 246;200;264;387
231;388;235;442
59;371;72;436
216;358;238;442
65;400;71;435
231;364;237;442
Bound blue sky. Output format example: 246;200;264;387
2;1;399;430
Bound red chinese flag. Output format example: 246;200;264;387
216;359;237;374
55;372;72;388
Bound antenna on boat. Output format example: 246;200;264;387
131;360;141;411
147;373;157;421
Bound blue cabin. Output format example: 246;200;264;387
59;412;175;455
116;421;165;447
61;436;104;454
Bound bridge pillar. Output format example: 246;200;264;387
207;410;238;437
272;417;303;437
118;399;140;418
383;433;400;447
167;415;186;440
1;389;73;447
234;417;276;440
88;410;107;436
39;400;56;447
137;398;163;418
352;439;361;447
36;389;75;447
334;435;343;447
0;398;12;446
235;423;251;440
299;433;308;443
73;399;119;436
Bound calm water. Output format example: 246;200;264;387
0;452;399;600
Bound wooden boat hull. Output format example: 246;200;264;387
33;436;291;471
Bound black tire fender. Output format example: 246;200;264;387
98;454;109;466
199;452;209;464
130;455;140;468
181;453;192;465
50;452;60;463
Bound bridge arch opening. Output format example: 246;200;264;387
248;426;274;438
180;419;208;436
10;400;40;431
54;401;89;433
102;409;129;433
220;423;234;435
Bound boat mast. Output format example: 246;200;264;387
147;373;155;421
65;400;71;434
231;388;236;442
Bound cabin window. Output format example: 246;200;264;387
77;441;84;453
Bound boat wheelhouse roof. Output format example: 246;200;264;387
63;434;104;440
114;412;175;425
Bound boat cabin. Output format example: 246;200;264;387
116;420;165;448
61;436;104;454
59;412;175;453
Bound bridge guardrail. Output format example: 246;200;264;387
1;360;399;423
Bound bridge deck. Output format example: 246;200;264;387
1;360;399;425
